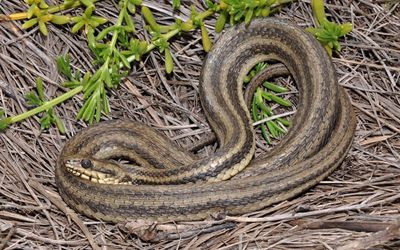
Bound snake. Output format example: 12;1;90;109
55;18;356;222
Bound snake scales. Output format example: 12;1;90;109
56;18;356;222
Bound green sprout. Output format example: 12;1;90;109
22;0;71;35
172;0;181;9
2;0;344;147
307;0;352;55
24;78;66;133
0;109;10;131
214;0;278;32
71;5;108;34
245;62;292;144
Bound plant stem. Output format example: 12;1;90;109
3;1;222;127
126;8;215;63
125;28;180;63
8;86;82;124
311;0;328;26
110;0;127;48
197;9;214;20
7;0;100;21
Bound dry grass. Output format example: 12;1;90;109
0;0;399;249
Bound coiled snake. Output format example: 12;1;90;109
56;18;356;222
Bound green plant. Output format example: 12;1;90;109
21;0;70;35
24;78;66;133
245;63;292;143
0;0;350;143
214;0;280;32
307;0;352;55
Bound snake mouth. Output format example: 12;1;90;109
64;159;132;185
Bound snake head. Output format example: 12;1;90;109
63;157;133;185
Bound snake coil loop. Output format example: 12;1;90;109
56;18;356;222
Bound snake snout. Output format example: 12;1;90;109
64;157;132;185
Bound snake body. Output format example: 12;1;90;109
56;19;356;222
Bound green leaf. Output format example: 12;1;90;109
38;0;49;9
63;80;81;89
51;15;70;25
255;88;263;105
95;91;101;122
244;62;268;83
200;23;212;52
309;0;352;55
273;96;292;107
71;20;85;33
153;37;169;52
272;120;286;134
261;91;272;101
103;69;112;88
234;10;244;22
244;8;253;25
80;0;95;8
141;6;159;32
83;69;101;94
260;124;271;144
0;117;11;131
123;8;135;32
172;0;181;9
263;92;292;107
71;16;83;23
40;112;51;130
78;93;96;121
258;102;272;116
215;11;227;33
205;0;218;10
277;117;290;127
90;16;108;26
131;0;142;5
311;0;327;26
25;92;41;106
22;18;38;29
39;14;53;23
339;22;353;36
54;115;66;134
251;96;259;122
261;6;270;17
84;5;94;17
56;54;73;80
266;121;278;138
35;78;45;101
114;49;130;69
305;27;318;35
87;29;97;51
102;92;110;114
127;2;136;14
164;47;173;74
263;81;288;93
96;25;117;40
27;4;36;19
181;20;194;31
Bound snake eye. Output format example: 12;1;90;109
80;159;93;169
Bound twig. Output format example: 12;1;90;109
0;222;16;250
252;111;296;126
28;181;101;250
334;58;400;72
153;222;236;241
224;193;400;223
290;219;395;232
8;227;86;246
337;219;400;250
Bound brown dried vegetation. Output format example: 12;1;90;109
0;0;399;249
